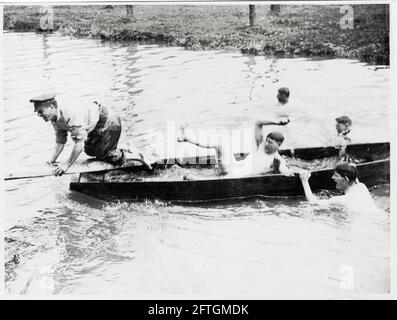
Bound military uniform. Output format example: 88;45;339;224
30;93;125;165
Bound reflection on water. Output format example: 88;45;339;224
3;32;390;296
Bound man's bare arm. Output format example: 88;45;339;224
255;119;290;147
298;171;345;207
298;170;330;205
66;141;84;167
54;141;84;176
255;119;290;128
48;143;65;163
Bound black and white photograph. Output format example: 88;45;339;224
1;1;395;299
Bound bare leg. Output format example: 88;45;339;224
177;124;231;174
121;142;153;170
177;124;219;148
121;151;153;170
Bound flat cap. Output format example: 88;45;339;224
29;92;56;103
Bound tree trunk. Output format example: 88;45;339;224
270;5;281;13
382;4;389;29
249;5;256;27
126;5;134;18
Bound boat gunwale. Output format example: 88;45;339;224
72;158;390;185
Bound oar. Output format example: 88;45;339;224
4;155;159;181
5;172;75;180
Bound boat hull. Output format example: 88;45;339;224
70;142;390;203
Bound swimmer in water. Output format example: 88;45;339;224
255;87;291;147
334;116;352;160
298;163;379;213
336;116;352;143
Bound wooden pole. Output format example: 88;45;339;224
126;5;134;18
249;5;256;27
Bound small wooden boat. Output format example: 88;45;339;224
70;142;390;203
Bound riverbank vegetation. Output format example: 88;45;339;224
3;4;389;65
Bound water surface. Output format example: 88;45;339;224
3;32;391;296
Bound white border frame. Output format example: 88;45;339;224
0;0;395;300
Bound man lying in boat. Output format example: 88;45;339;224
298;163;379;213
177;125;291;178
30;93;152;176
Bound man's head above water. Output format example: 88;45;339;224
277;87;290;104
332;163;358;191
335;115;352;135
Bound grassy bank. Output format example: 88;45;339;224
3;4;390;65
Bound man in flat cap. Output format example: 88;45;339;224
30;93;151;176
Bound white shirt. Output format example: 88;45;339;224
326;182;378;213
227;141;288;176
52;103;100;143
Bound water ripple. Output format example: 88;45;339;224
3;32;391;296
